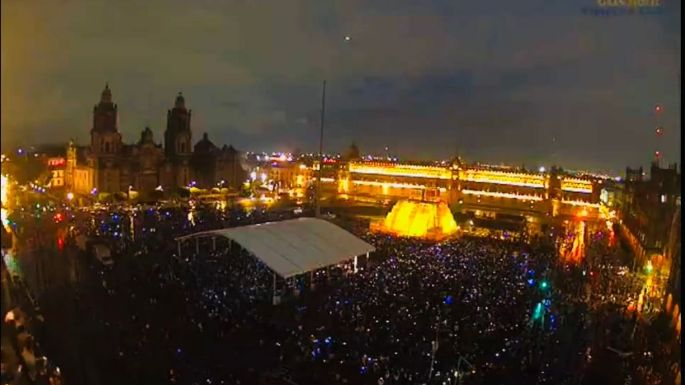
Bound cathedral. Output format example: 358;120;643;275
66;84;245;195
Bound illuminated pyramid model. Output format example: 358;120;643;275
373;199;458;239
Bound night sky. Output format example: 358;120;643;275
1;0;680;174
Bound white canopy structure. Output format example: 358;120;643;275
175;217;375;279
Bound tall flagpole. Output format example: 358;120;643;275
315;80;326;218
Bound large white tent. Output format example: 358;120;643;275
175;217;375;278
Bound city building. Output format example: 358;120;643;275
620;161;681;271
336;160;602;227
663;205;681;338
62;84;246;195
191;133;245;190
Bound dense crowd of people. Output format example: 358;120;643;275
5;200;680;385
42;203;596;384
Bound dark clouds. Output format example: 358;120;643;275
1;0;680;174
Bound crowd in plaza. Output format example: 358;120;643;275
43;203;604;385
1;258;63;385
3;200;679;385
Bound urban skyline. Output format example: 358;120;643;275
1;0;681;175
1;2;680;384
0;81;675;178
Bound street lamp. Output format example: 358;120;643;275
315;80;326;218
315;36;351;218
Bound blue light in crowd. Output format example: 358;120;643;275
444;295;453;305
360;366;367;374
527;269;535;276
324;336;333;346
527;278;535;286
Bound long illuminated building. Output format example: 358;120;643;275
340;162;455;202
337;161;602;221
349;163;453;180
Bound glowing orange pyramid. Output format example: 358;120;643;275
375;200;458;239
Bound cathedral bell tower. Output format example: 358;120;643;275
164;92;192;159
164;92;193;187
90;83;122;156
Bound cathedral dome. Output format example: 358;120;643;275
175;92;186;109
194;132;216;153
139;126;154;144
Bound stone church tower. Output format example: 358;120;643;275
163;92;193;188
90;83;122;156
90;83;124;192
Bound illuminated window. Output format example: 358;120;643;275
661;194;667;203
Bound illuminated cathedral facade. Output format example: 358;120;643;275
66;84;245;195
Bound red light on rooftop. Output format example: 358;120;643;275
655;127;664;135
655;105;662;113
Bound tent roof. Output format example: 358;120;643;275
176;217;375;278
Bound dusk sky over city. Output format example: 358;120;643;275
1;0;680;173
1;2;682;384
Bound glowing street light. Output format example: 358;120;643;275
1;175;8;206
66;192;74;201
1;175;10;231
644;260;654;274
